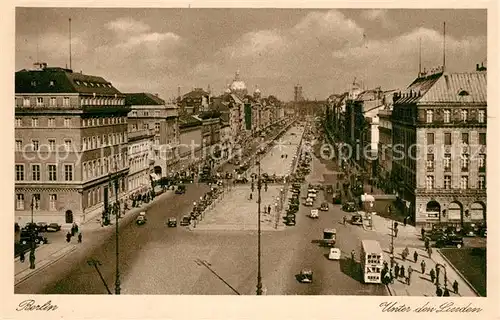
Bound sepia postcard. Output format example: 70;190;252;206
1;0;498;319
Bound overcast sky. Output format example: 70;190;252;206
15;8;487;101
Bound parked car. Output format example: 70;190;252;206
342;201;357;212
167;217;177;227
285;215;296;226
332;193;342;204
298;268;313;283
351;214;363;225
320;202;329;211
36;222;48;232
304;198;314;207
136;215;147;225
435;235;464;248
19;231;48;245
175;184;186;194
46;223;61;232
180;215;191;226
309;209;319;219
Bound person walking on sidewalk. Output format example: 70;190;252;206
420;259;426;275
19;250;25;263
427;246;433;259
78;232;82;243
436;285;443;297
407;266;413;285
430;268;436;283
403;216;407;227
421;227;425;240
453;280;459;294
343;216;347;225
400;265;405;279
394;264;400;279
66;231;72;243
413;250;419;263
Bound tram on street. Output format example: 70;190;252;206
360;240;383;284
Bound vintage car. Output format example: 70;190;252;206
320;202;329;211
435;235;464;248
342;201;357;212
180;215;191;226
309;209;319;219
304;198;314;207
167;217;177;227
351;214;363;225
298;268;313;283
46;223;62;232
328;248;341;260
175;184;186;194
136;215;147;225
285;215;296;226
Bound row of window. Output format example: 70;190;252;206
82;154;127;180
20;96;125;107
82;116;126;127
128;172;150;191
129;155;150;173
425;175;486;190
16;139;73;152
129;142;151;156
426;153;486;171
15;164;73;181
83;132;126;150
15;117;73;128
426;132;486;145
425;109;486;123
129;110;162;117
15;194;56;210
15;116;126;128
130;122;161;132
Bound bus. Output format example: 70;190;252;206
360;240;384;284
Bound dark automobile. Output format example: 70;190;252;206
19;230;48;245
351;214;363;225
175;184;186;194
167;217;177;227
435;235;464;248
36;222;48;232
285;215;296;226
342;201;357;212
320;202;329;211
332;193;342;204
426;230;455;241
136;216;147;225
180;215;191;226
234;176;248;184
46;223;61;232
298;268;313;283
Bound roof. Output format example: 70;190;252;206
178;114;202;128
361;240;382;253
419;72;486;104
15;66;122;96
395;72;443;104
125;93;165;105
182;88;209;99
355;89;382;102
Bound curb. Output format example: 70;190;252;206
436;249;481;297
15;245;77;286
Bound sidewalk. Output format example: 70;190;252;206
14;189;174;286
370;214;478;297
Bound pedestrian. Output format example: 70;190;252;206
351;249;356;262
407;266;413;285
394;227;398;238
394;264;399;279
343;216;346;225
74;223;79;234
436;286;443;297
413;250;419;263
403;216;407;227
78;232;82;243
268;205;271;214
66;231;72;243
249;193;253;200
430;268;436;283
443;287;450;296
436;267;440;284
425;238;430;251
421;260;426;275
421;227;425;239
453;280;459;294
428;247;433;258
400;265;405;279
19;250;25;263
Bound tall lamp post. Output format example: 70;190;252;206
435;263;448;291
29;195;37;269
109;160;121;295
256;157;263;295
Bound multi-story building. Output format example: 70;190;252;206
177;115;203;172
125;93;179;178
127;128;155;196
392;66;487;228
15;63;130;225
178;88;210;115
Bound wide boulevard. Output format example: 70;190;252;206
16;123;387;296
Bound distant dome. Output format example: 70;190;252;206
229;70;248;97
225;86;231;94
254;88;261;94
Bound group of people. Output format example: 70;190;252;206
66;223;82;243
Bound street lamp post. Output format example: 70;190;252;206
435;263;448;291
29;195;36;269
113;176;121;294
256;157;263;295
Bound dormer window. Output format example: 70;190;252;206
90;83;95;87
458;90;469;96
75;80;81;85
83;82;88;86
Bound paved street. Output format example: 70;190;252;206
18;125;386;295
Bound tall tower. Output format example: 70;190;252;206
294;84;303;102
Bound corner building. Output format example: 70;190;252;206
15;64;130;225
392;67;486;228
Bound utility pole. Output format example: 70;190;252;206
114;172;121;294
256;156;263;295
29;196;36;269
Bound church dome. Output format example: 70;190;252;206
229;70;248;96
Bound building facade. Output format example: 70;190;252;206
392;68;487;228
125;93;179;178
15;63;130;225
178;88;210;115
127;129;155;195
